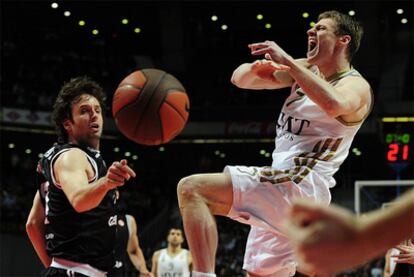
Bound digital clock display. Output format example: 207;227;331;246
381;118;413;164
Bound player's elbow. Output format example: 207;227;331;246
70;197;93;213
230;71;243;88
231;64;252;89
26;217;40;235
72;202;91;213
25;220;35;233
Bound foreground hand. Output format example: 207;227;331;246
248;40;292;65
106;159;136;188
251;59;290;82
284;200;370;276
393;240;414;264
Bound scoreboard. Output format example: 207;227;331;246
381;117;414;164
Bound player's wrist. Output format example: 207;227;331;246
282;55;296;69
99;176;117;191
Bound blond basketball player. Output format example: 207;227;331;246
177;10;372;277
151;228;192;277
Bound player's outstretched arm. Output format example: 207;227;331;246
55;148;136;212
248;40;371;121
284;188;414;275
231;57;299;90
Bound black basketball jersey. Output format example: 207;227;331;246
36;143;117;272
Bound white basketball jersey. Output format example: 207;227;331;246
157;249;190;277
271;67;370;188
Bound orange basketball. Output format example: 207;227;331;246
112;69;189;145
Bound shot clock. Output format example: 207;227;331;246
385;133;410;162
381;117;413;166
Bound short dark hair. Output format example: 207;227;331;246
168;227;183;234
52;76;106;143
318;10;363;61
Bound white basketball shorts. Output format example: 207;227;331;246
224;165;331;276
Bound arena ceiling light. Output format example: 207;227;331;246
302;12;309;19
348;10;356;16
256;14;263;20
211;15;218;22
64;11;71;17
134;27;141;33
221;24;228;31
396;9;404;14
51;2;58;9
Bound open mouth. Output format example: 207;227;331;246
90;123;100;131
307;39;319;58
309;41;317;51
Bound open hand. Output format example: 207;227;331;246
393;240;414;264
248;40;292;65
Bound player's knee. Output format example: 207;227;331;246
177;175;203;203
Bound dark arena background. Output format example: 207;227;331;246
1;0;413;276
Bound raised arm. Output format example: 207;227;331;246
283;59;371;121
55;148;136;212
249;41;371;122
231;59;294;90
26;191;51;267
126;215;151;276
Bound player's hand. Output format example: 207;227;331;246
251;59;290;82
248;40;292;65
106;159;136;188
284;200;369;276
393;240;414;264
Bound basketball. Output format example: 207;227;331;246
112;69;190;145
